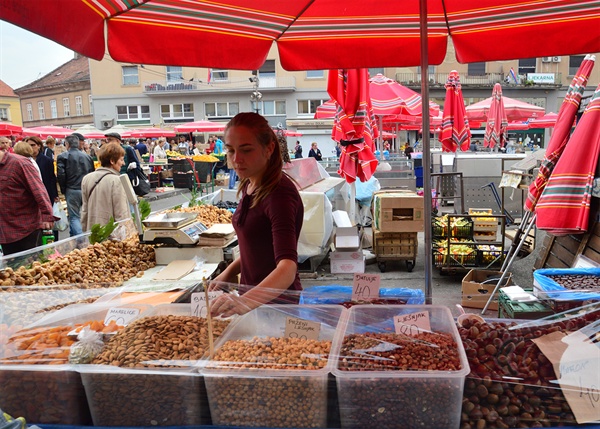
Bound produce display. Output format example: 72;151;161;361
164;204;233;227
0;236;155;286
433;215;474;238
192;154;219;162
433;239;477;266
546;274;600;291
459;308;600;429
478;244;504;266
338;298;408;308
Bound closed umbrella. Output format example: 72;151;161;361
536;82;600;235
466;95;545;122
173;120;227;133
483;84;508;149
525;55;595;212
439;70;470;152
329;69;378;184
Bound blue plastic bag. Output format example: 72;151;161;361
533;267;600;301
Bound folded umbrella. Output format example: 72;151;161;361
483;84;508;149
439;70;470;152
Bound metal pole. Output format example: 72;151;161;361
419;0;433;304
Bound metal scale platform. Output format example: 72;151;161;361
142;213;207;246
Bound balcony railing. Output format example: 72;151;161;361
143;76;296;93
395;72;563;87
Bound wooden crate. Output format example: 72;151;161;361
374;231;418;258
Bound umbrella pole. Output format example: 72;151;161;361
350;182;357;225
419;0;433;304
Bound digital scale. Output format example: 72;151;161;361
142;213;207;246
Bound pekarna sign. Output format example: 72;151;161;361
527;73;555;84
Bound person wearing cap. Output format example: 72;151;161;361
105;132;140;175
57;134;95;236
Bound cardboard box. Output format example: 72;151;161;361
330;250;365;274
374;192;424;232
333;210;361;251
461;269;513;311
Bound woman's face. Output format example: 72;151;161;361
225;125;274;182
110;156;125;172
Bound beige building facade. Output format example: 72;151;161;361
0;80;22;127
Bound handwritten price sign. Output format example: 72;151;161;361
191;291;223;318
352;273;380;301
283;317;321;341
393;311;431;336
104;307;140;326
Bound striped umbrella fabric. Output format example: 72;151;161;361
314;100;337;119
439;70;470;152
528;112;559;128
483;84;508;149
1;1;598;71
329;69;378;184
535;83;600;235
525;55;595;212
369;74;439;117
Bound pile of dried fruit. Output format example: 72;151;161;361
164;205;232;227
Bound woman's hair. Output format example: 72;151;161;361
98;142;125;168
225;112;282;207
45;136;56;146
13;141;34;157
25;136;43;148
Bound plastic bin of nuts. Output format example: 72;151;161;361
0;301;150;425
203;304;345;428
332;305;470;429
78;304;232;426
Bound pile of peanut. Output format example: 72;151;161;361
92;315;230;368
0;236;156;286
164;205;232;227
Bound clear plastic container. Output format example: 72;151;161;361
203;304;345;428
332;305;470;429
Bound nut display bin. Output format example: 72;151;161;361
79;366;206;426
332;305;470;429
0;365;91;425
203;304;345;428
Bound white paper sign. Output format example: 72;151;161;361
352;273;380;301
104;307;141;326
393;311;432;336
284;317;321;341
191;291;223;318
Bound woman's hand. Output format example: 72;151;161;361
210;293;252;318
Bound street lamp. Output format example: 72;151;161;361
249;76;262;113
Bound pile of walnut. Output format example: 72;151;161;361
0;236;155;287
164;205;232;227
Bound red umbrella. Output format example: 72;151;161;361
466;95;545;122
369;74;439;117
23;125;74;139
535;82;600;235
527;112;559;128
482;84;508;149
439;70;470;152
173;120;227;133
506;121;530;131
273;128;303;137
73;124;106;139
0;122;23;136
329;69;378;184
314;100;337;119
130;128;176;138
525;54;595;213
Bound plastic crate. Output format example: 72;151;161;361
193;161;216;183
171;158;194;173
173;172;194;189
476;246;505;267
374;231;418;258
432;216;473;238
498;290;554;319
432;246;478;267
332;305;469;429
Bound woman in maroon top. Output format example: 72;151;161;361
210;112;304;318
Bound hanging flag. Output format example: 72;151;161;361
207;68;212;83
509;67;519;84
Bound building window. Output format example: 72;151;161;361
89;95;93;115
467;62;486;76
166;66;183;83
298;99;327;115
368;68;385;77
205;102;239;118
38;101;45;120
26;103;33;121
75;96;83;116
160;103;194;123
212;69;228;82
63;98;70;117
518;58;536;76
50;100;58;119
569;55;585;75
254;100;286;116
0;107;8;121
122;66;139;85
259;60;276;78
116;105;150;120
306;70;324;79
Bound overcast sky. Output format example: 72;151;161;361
0;20;74;90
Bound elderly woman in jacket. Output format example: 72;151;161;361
81;143;130;231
